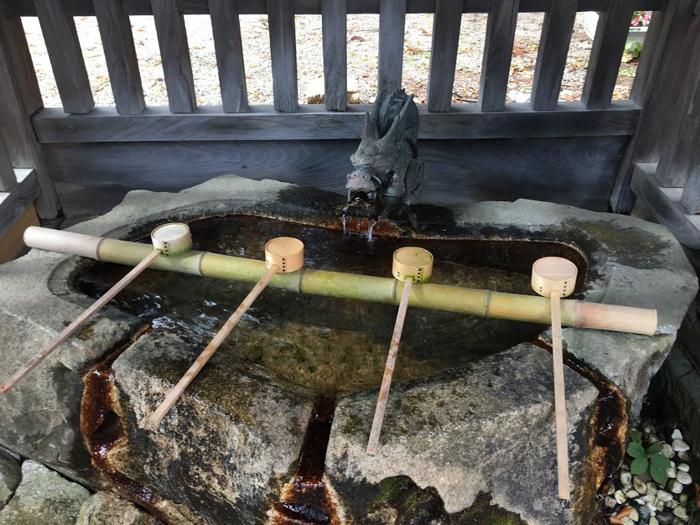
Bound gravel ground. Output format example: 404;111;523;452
21;13;639;109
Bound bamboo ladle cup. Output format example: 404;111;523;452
0;223;193;393
367;247;433;455
531;256;578;500
149;236;304;427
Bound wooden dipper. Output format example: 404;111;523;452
0;223;192;393
367;247;433;454
531;256;578;500
149;237;304;427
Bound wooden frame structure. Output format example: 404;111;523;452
0;0;698;236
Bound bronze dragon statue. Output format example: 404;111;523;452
343;88;424;224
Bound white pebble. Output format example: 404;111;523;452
629;507;640;522
667;467;677;479
662;443;675;458
626;489;640;499
657;490;673;502
679;494;687;505
670;480;683;494
650;518;659;525
621;471;633;486
678;451;690;461
676;471;691;485
616;489;628;504
671;429;683;440
671;439;689;452
643;494;656;504
633;477;647;494
673;506;688;520
648;484;658;495
605;496;617;508
677;463;689;472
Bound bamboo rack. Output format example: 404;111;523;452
22;227;658;336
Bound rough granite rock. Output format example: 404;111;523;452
0;175;696;524
326;344;598;525
76;491;158;525
0;449;20;509
109;332;314;524
0;460;90;525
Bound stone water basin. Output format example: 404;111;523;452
0;175;695;525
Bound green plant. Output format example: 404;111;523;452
626;430;672;485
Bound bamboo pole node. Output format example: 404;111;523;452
367;247;433;455
0;223;193;393
531;256;578;501
149;237;304;427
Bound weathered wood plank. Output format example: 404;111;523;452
209;0;248;112
378;0;406;95
32;103;641;143
94;0;146;114
427;0;463;112
479;0;519;112
629;10;666;105
3;0;668;17
0;14;60;217
531;0;577;110
151;0;196;113
611;0;699;211
46;136;626;226
33;0;95;113
321;0;347;111
581;0;635;109
267;0;298;112
0;137;15;191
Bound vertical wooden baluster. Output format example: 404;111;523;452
0;137;16;191
531;0;577;111
209;0;248;113
581;0;635;109
378;0;406;96
151;0;197;113
267;0;298;112
94;0;146;114
33;0;95;114
427;0;463;112
322;0;347;111
479;0;519;112
0;14;60;217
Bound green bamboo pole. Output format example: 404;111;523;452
21;228;657;335
94;236;656;335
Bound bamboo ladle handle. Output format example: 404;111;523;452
1;223;192;393
531;256;578;500
149;237;304;427
550;290;570;500
367;247;433;455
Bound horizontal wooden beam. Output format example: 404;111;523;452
32;103;641;143
1;0;666;16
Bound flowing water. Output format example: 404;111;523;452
76;215;546;396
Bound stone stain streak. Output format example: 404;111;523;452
269;396;345;525
80;326;170;524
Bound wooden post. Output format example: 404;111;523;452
479;0;519;112
531;0;577;111
581;0;635;110
151;0;197;113
321;0;347;111
427;0;463;112
0;136;16;192
378;0;406;96
209;0;249;112
94;0;146;115
0;13;60;218
34;0;95;114
267;0;298;112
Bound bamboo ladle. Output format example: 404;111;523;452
149;236;304;427
531;256;579;500
0;223;193;393
367;247;433;455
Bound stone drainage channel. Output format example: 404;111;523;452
80;325;627;524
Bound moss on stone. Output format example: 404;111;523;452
451;492;527;525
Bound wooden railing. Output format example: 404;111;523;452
0;0;674;220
